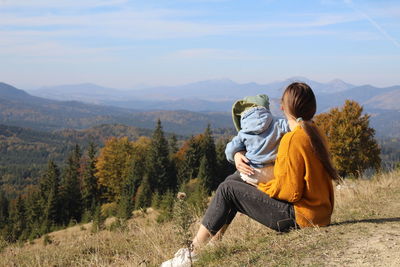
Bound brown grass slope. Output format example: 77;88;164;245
1;170;400;267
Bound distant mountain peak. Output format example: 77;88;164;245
0;82;19;90
327;79;353;86
329;78;345;83
0;82;30;98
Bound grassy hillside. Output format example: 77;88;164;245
1;170;400;266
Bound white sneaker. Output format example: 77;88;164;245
160;247;197;267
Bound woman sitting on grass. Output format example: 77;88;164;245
162;82;338;267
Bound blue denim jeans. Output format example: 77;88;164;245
201;172;297;234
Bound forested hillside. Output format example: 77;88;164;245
0;123;187;197
0;120;236;243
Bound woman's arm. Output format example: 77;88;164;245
234;151;255;176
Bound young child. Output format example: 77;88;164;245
225;94;290;185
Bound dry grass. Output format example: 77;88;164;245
1;170;400;267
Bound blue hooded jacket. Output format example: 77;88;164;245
225;106;290;168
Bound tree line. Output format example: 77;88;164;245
0;120;235;242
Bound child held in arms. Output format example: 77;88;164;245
225;94;290;185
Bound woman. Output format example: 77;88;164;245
161;82;338;267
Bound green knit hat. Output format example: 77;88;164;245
232;94;270;132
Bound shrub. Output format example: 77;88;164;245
43;234;52;246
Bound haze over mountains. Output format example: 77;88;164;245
2;78;400;137
29;77;357;112
28;77;400;112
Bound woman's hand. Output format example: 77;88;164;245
245;180;258;187
234;151;255;176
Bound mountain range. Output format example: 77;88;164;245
2;78;400;137
29;77;356;112
0;82;233;135
28;77;400;113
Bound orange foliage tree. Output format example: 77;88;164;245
314;100;381;177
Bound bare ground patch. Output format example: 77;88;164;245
327;222;400;267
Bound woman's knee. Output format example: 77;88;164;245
224;172;241;182
216;179;236;199
216;180;229;194
217;178;248;199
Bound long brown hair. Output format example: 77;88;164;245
282;82;338;180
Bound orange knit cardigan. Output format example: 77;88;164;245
258;126;334;227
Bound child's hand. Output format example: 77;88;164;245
234;151;255;176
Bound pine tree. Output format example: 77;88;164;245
199;125;218;191
81;142;98;217
117;192;133;220
315;100;381;177
24;189;42;240
134;175;152;210
59;144;82;225
168;134;179;156
156;190;175;223
180;136;202;183
117;162;137;220
0;191;8;230
148;119;175;194
190;181;208;215
151;191;161;209
168;134;179;188
176;138;193;185
176;134;213;186
40;160;61;229
9;196;26;242
197;155;211;193
216;137;236;184
91;204;105;233
42;188;57;233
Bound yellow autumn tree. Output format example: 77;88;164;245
132;136;151;165
314;100;381;177
95;137;135;201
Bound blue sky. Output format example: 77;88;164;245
1;0;399;89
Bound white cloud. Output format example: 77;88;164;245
0;9;369;41
0;0;129;8
343;0;400;48
1;0;398;43
0;6;387;63
167;48;261;60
